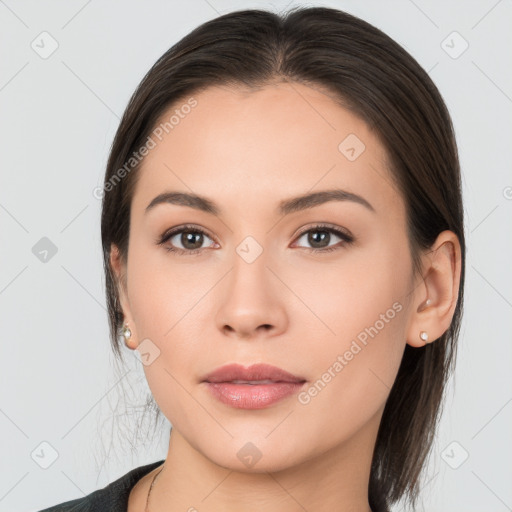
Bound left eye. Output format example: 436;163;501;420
292;225;354;253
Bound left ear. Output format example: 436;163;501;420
406;230;462;347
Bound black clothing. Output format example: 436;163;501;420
38;459;165;511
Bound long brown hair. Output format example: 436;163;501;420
100;7;465;511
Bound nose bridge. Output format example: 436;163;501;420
230;232;273;298
214;230;288;337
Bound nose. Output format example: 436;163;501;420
214;247;289;341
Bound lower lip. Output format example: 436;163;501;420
204;381;306;409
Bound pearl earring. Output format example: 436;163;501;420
425;299;432;307
420;331;429;343
122;323;133;348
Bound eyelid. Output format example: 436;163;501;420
159;223;217;244
293;222;353;241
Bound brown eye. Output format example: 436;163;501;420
293;224;354;253
173;230;206;250
157;225;216;255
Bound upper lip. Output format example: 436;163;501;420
202;363;306;383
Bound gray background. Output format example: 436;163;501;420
1;1;511;511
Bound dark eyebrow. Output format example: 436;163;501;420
145;192;220;216
145;189;375;216
278;189;375;215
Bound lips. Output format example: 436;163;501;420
202;363;307;409
202;363;306;384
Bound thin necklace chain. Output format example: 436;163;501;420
145;464;165;512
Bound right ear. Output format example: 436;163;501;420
110;243;137;339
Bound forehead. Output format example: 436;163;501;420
131;82;403;221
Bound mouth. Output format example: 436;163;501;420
202;363;307;409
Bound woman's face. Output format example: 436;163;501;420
113;82;424;472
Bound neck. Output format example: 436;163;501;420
147;413;381;512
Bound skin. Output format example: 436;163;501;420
110;81;462;512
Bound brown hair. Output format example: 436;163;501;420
100;6;465;511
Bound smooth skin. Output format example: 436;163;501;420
110;81;462;512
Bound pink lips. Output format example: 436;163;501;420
202;363;307;409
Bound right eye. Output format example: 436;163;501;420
157;224;218;255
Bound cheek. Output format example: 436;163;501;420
127;250;213;428
288;236;411;343
126;240;220;358
127;238;211;337
290;243;411;428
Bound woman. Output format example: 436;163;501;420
40;5;465;512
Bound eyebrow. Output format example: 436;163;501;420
145;188;375;216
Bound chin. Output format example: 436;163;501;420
200;436;306;474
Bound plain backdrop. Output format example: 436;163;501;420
1;1;511;511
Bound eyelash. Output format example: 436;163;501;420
156;223;354;256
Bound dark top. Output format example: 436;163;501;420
38;459;165;512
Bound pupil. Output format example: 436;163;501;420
182;231;203;249
309;230;329;248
